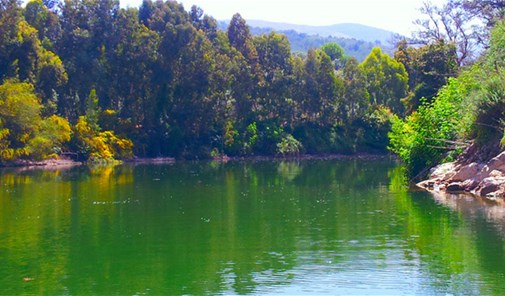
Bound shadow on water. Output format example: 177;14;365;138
0;159;504;295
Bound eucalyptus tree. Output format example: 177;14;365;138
254;32;295;126
340;58;370;123
395;39;459;113
23;0;61;47
0;0;23;81
360;47;408;115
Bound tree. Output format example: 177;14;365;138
1;17;67;109
453;0;505;27
395;39;459;112
341;58;370;122
0;0;23;80
297;49;343;125
360;47;409;115
23;0;61;47
107;7;158;125
413;1;483;65
321;42;349;70
227;13;258;65
73;89;133;161
389;21;505;177
0;80;71;161
254;32;294;124
169;29;216;157
317;50;344;125
27;114;72;160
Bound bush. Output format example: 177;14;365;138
276;134;303;156
0;81;72;162
74;116;133;162
388;77;475;177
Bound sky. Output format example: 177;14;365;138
122;0;448;35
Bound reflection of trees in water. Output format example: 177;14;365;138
277;161;302;181
389;165;505;295
0;161;504;294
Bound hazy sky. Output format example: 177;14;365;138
122;0;448;35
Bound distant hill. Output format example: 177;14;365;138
245;20;397;44
218;20;397;61
249;28;378;61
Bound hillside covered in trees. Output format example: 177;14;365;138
218;20;389;61
246;26;380;61
0;0;501;169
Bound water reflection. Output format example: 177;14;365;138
429;190;505;234
0;160;504;295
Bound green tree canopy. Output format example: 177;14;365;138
361;47;409;115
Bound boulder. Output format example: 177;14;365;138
474;175;505;197
450;162;482;182
420;149;505;199
461;178;480;191
417;180;434;189
487;151;505;172
489;169;505;178
429;162;456;181
447;182;464;192
488;188;505;198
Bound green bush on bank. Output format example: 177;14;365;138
0;80;72;162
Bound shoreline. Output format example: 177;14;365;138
0;153;393;169
0;158;82;170
416;146;505;199
128;153;393;164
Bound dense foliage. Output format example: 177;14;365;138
0;0;466;164
0;0;413;163
389;20;505;177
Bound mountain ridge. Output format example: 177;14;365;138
227;20;399;44
217;19;397;61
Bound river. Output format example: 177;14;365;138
0;159;504;295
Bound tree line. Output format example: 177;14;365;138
0;0;461;163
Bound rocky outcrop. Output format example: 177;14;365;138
417;148;505;198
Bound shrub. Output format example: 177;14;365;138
276;134;303;156
388;77;474;177
74;116;133;162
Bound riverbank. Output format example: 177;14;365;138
417;144;505;198
211;153;392;162
0;153;392;169
0;158;82;169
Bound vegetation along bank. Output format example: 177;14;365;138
2;0;505;199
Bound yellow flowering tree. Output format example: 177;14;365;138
0;80;72;162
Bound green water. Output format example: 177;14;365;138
0;159;504;295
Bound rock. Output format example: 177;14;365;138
436;183;447;192
476;164;494;181
429;162;456;181
419;147;505;199
450;162;482;182
488;151;505;171
417;180;434;189
461;178;479;191
477;183;499;197
470;165;504;186
489;169;505;178
446;182;464;192
489;188;505;198
477;152;505;181
475;175;505;197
